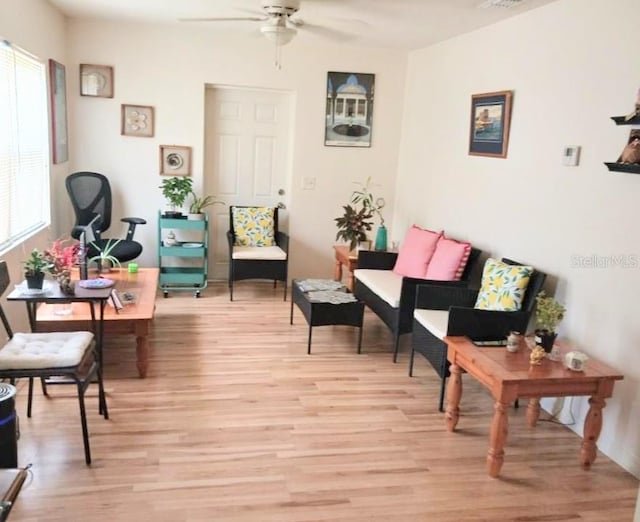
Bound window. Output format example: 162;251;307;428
0;40;50;254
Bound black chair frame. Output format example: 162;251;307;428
0;262;108;465
227;206;289;301
410;258;547;411
354;247;481;363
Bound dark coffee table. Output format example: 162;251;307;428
290;279;364;354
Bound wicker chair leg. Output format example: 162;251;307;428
392;335;400;363
27;377;34;418
77;382;91;465
438;376;447;413
408;348;415;377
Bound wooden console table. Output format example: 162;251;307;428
333;245;358;291
444;336;624;478
35;268;159;378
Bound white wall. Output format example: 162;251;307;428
395;0;640;476
64;20;407;277
0;0;67;331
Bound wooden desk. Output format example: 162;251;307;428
36;268;159;378
333;245;358;291
444;336;624;478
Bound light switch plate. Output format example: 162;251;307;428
302;177;316;190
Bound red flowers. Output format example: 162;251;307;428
45;237;80;275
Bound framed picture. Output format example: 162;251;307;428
160;145;192;176
121;104;154;137
48;59;68;164
325;71;375;148
469;90;513;158
80;64;114;98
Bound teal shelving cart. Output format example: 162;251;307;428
158;211;208;297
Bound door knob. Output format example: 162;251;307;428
277;202;286;209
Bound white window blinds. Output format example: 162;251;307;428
0;40;50;253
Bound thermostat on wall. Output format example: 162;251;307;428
563;146;581;166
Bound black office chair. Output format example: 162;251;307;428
66;172;147;263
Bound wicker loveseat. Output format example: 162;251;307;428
353;244;481;362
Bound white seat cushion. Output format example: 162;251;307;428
232;245;287;260
0;331;94;370
413;309;450;340
354;269;402;308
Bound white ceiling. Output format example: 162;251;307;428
47;0;558;50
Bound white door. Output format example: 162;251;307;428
204;86;292;280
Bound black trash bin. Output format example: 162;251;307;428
0;383;18;468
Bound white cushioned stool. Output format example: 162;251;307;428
0;261;108;465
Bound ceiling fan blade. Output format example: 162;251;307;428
178;16;266;22
298;22;355;42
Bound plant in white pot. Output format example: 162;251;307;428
159;177;193;218
534;291;566;353
88;239;122;273
188;192;224;220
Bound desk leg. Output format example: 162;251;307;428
334;257;343;282
581;395;605;470
135;320;151;378
445;364;462;431
487;400;509;478
526;398;541;428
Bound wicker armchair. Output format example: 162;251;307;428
410;258;547;411
227;206;289;301
353;248;481;362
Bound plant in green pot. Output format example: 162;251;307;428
187;192;224;220
534;291;566;353
22;249;53;289
159;176;193;218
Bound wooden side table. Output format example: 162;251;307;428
333;245;358;291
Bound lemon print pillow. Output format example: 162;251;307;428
474;258;533;311
232;207;276;247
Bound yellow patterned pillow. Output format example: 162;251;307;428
474;258;533;311
232;207;275;247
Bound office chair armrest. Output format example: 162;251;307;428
121;217;146;241
276;231;289;253
414;283;477;311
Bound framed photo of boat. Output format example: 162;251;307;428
469;90;513;158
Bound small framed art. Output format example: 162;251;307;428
469;90;513;158
121;104;154;137
49;59;68;164
80;64;114;98
160;145;192;176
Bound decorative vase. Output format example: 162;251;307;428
25;272;45;290
374;225;388;251
535;329;557;353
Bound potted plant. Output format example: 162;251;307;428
534;291;566;353
22;249;53;289
350;177;387;251
88;239;122;273
188;192;224;220
335;204;374;251
159;177;193;218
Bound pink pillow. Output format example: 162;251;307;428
393;226;442;278
424;236;472;281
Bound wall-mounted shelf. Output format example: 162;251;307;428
610;114;640;125
604;162;640;174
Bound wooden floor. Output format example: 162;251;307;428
8;282;639;521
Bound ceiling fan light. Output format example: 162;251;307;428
260;24;297;46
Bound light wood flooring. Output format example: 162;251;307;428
7;282;639;521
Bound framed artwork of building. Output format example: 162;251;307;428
325;71;375;148
469;90;513;158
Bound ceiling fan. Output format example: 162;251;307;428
180;0;305;47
